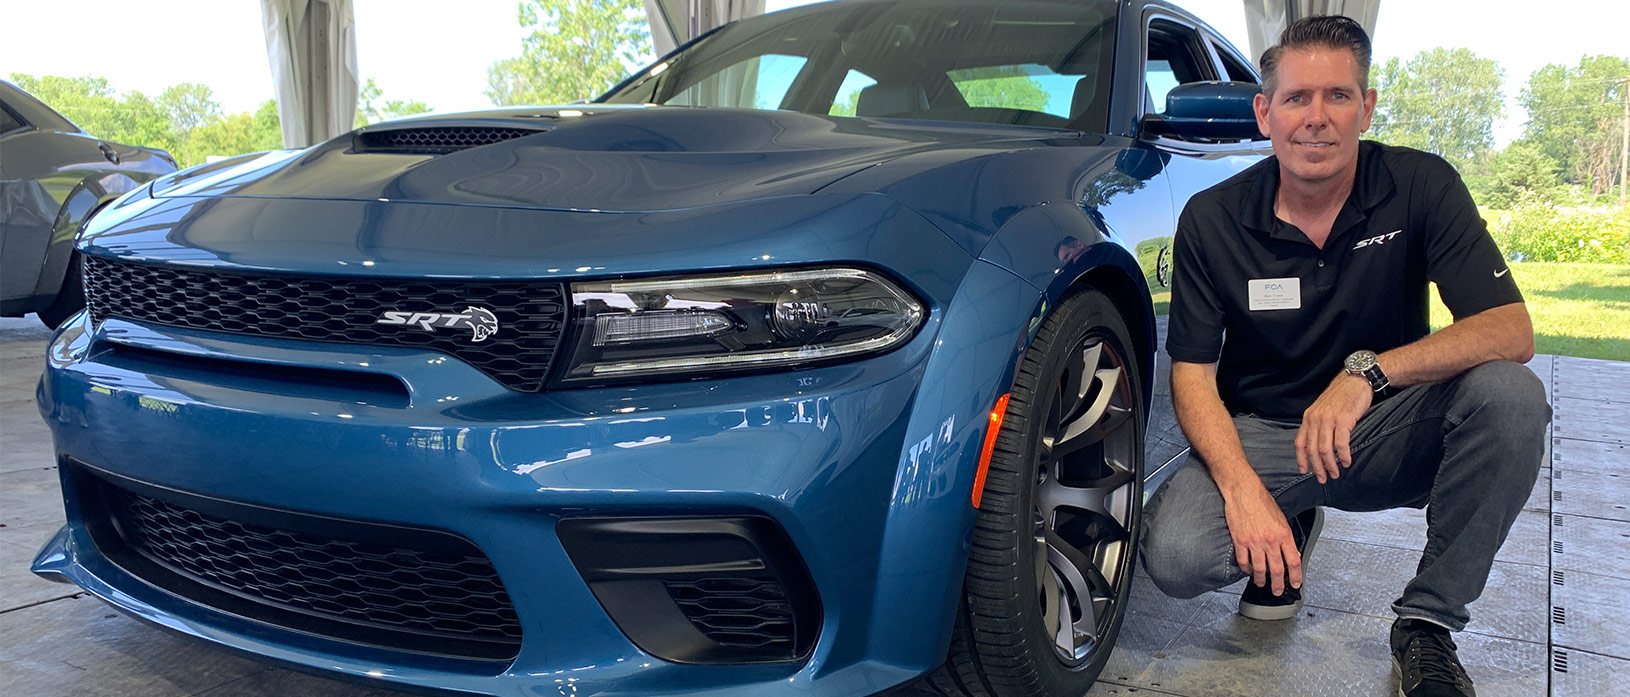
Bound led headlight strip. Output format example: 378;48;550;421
563;268;924;380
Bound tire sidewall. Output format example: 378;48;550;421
969;289;1145;694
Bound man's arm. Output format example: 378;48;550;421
1172;360;1303;595
1295;301;1535;482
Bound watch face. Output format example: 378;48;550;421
1345;351;1376;373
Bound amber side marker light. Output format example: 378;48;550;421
971;393;1011;509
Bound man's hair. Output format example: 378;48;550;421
1258;15;1372;98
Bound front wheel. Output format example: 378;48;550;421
920;288;1145;697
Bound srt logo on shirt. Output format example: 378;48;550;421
1354;230;1403;250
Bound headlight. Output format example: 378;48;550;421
561;268;924;381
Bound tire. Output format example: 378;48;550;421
917;288;1145;697
37;251;86;329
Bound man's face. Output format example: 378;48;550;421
1254;47;1378;187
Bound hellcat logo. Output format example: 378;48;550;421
377;307;500;342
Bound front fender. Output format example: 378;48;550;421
977;200;1156;410
864;259;1041;675
33;173;149;302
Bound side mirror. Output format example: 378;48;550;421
1142;81;1263;141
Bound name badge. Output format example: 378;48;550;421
1248;277;1301;311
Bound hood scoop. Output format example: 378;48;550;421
355;124;549;154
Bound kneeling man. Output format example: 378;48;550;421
1142;15;1551;697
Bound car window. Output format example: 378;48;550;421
0;104;25;135
667;53;809;110
946;64;1081;120
602;1;1118;132
829;70;878;116
1144;19;1214;116
1213;41;1259;83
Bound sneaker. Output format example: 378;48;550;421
1391;618;1476;697
1238;507;1323;621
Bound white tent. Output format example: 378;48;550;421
261;0;359;149
1243;0;1382;66
644;0;766;56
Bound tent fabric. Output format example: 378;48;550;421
262;0;359;149
645;0;767;56
1242;0;1382;67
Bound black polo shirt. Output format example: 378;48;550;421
1166;141;1523;419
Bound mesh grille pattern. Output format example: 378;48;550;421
357;126;539;153
111;487;523;647
84;256;567;392
666;578;796;650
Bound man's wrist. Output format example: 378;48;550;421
1343;349;1390;392
1216;472;1267;503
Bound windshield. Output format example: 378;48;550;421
601;0;1118;132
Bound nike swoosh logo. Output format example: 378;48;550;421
1495;268;1509;277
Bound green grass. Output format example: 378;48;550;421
1429;262;1630;362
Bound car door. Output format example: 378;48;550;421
1136;12;1270;306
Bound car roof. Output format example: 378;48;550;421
0;79;83;134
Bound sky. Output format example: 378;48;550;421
2;0;1625;147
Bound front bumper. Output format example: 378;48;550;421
32;312;953;697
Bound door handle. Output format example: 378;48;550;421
98;142;120;164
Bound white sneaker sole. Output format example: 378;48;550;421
1237;509;1324;621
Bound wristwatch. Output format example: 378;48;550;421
1343;350;1389;392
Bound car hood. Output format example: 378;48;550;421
153;105;1077;213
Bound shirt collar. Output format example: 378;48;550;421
1240;141;1397;243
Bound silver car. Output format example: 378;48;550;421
1;79;177;327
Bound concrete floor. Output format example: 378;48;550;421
2;313;1626;697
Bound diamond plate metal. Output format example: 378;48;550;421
1553;437;1630;474
1114;603;1544;697
1552;396;1630;445
1551;568;1630;660
1551;514;1630;579
1525;469;1551;513
1301;539;1547;643
1085;679;1187;696
1553;356;1630;404
1321;506;1428;552
1496;510;1552;567
1551;648;1630;697
1551;467;1630;522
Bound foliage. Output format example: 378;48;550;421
1474;141;1565;208
11;72;433;169
1487;205;1630;264
169;100;284;168
355;78;432;128
1370;48;1504;170
157;83;222;133
486;0;651;106
951;68;1050;113
1519;55;1630;196
8;73;178;156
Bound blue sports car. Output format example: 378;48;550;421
33;1;1267;695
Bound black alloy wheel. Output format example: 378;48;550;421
913;288;1144;697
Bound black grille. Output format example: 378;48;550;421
103;482;522;659
666;578;796;651
357;126;541;153
84;256;567;392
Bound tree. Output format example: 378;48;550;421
355;78;433;127
1369;48;1504;170
9;72;178;154
169;100;283;168
158;83;222;133
953;67;1050;113
485;0;651;106
1520;55;1630;196
1475;141;1564;208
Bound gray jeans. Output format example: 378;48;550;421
1140;360;1551;630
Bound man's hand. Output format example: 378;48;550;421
1223;483;1301;594
1295;373;1374;483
